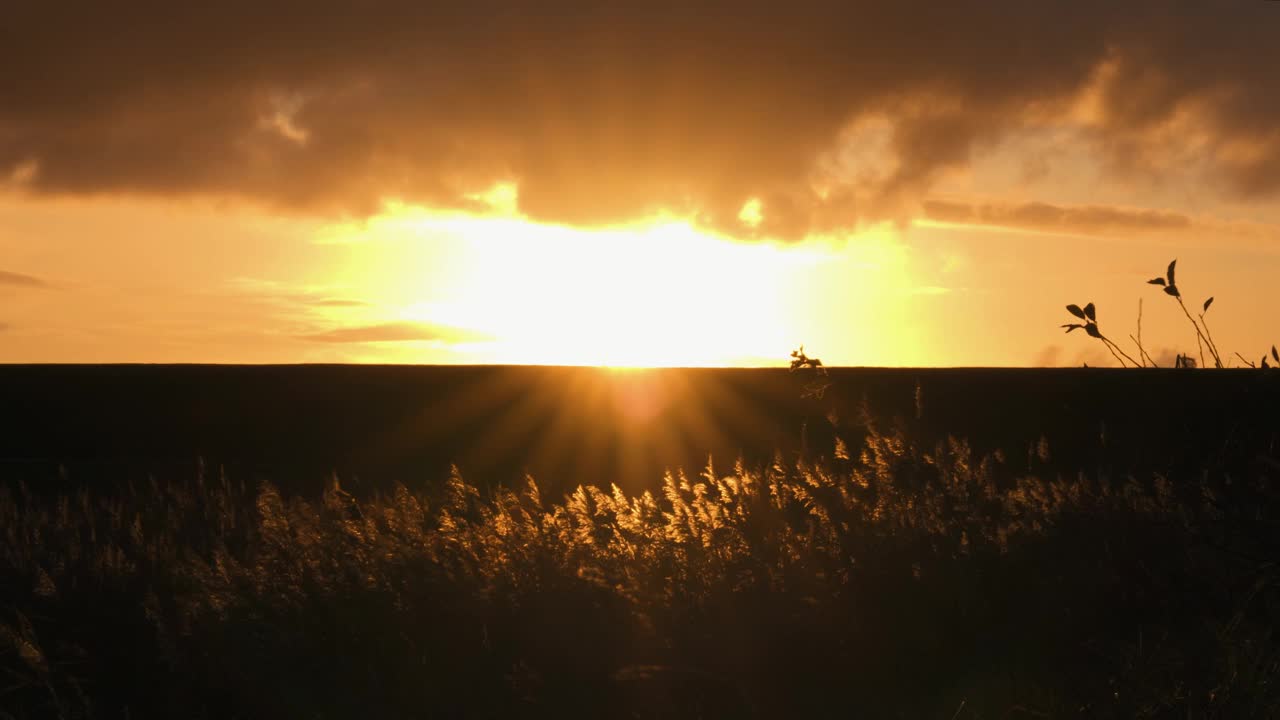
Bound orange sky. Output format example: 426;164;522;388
2;4;1279;367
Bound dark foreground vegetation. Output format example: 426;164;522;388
3;395;1280;720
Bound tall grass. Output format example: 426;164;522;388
2;415;1279;718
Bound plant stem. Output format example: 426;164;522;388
1101;335;1141;368
1175;296;1220;368
1136;299;1145;367
1199;312;1223;368
1100;340;1128;367
1129;335;1158;367
1132;298;1155;367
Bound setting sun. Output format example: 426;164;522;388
318;197;836;367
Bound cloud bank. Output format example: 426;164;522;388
298;321;486;344
922;200;1192;236
3;2;1279;238
0;270;48;288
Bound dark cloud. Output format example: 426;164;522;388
297;321;486;344
922;200;1192;235
0;270;48;288
2;2;1278;237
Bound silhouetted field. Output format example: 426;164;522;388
3;365;1277;494
2;365;1279;718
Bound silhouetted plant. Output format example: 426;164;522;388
1062;301;1141;367
1235;344;1280;369
1148;259;1224;368
1065;259;1275;368
789;345;832;399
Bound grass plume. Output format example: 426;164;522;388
2;413;1279;718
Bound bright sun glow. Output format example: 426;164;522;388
315;190;832;366
311;185;924;367
407;214;827;367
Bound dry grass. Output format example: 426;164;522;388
2;415;1279;718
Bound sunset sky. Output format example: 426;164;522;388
2;3;1278;367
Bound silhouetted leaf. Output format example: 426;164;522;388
1203;297;1214;312
1066;304;1087;319
1164;285;1180;298
1263;356;1270;369
1148;278;1166;286
1272;345;1278;363
1167;259;1176;286
1083;303;1096;321
1062;323;1083;333
1085;323;1102;339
